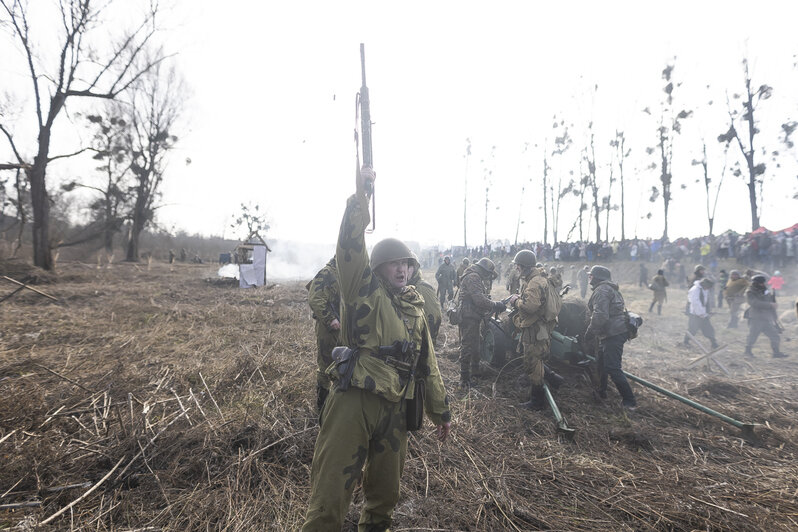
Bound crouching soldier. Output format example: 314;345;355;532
585;265;637;409
302;167;451;531
744;275;787;358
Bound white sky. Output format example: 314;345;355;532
3;0;798;253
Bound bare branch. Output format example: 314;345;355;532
0;123;26;164
47;147;91;162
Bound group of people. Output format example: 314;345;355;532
676;265;788;358
300;166;791;531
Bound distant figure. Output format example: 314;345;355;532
168;249;175;264
767;271;784;295
683;278;718;349
724;270;749;329
744;275;787;358
648;269;669;315
717;269;729;308
638;263;648;288
435;256;457;308
577;266;589;298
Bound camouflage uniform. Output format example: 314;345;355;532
435;260;457;307
744;283;784;357
586;279;636;407
409;267;442;342
455;259;469;287
457;266;497;384
724;277;749;328
512;267;552;388
648;273;669;315
306;258;341;409
505;267;521;294
302;193;451;532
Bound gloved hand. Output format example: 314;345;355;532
493;301;506;314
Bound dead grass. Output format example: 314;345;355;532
0;260;797;531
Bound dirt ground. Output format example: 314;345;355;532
1;260;797;531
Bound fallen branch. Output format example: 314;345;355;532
39;456;125;526
33;363;94;393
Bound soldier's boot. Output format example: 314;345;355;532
543;366;565;391
744;346;755;358
648;301;656;313
770;337;788;358
520;386;547;410
614;378;637;410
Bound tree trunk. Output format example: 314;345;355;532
29;140;53;270
542;155;548;245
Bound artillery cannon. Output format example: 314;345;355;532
482;295;756;439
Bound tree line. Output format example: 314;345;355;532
462;59;798;248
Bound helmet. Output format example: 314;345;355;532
751;274;767;285
409;251;420;272
512;249;537;268
729;269;741;278
444;255;451;263
474;257;498;279
589;265;612;283
370;238;414;270
462;258;470;265
694;264;706;274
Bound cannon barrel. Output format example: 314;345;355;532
550;330;755;437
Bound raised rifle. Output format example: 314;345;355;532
356;43;376;231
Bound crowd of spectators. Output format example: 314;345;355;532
438;226;798;272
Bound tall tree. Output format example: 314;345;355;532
584;124;602;242
610;130;630;241
692;139;730;236
462;138;471;248
481;145;495;249
648;62;691;240
125;62;184;262
62;108;133;253
0;0;164;270
720;58;772;230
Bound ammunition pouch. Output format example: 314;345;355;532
331;346;359;391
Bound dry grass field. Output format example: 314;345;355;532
1;259;797;531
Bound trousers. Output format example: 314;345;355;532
302;387;407;532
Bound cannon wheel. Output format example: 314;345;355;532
483;318;514;368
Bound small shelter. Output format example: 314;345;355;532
234;232;271;288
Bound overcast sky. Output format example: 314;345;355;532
3;1;798;255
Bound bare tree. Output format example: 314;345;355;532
584;124;602;242
0;0;165;270
482;146;495;249
647;62;691;240
692;139;731;236
462;138;470;248
231;203;270;239
610;130;630;241
719;58;772;230
62;108;133;253
125;62;185;262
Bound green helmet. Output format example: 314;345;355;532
370;238;414;270
474;257;498;279
512;249;537;268
589;265;612;283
